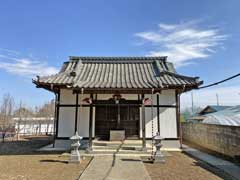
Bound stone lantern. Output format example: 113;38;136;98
69;132;82;164
153;132;165;163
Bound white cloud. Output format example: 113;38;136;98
0;49;58;78
158;23;177;30
135;21;227;67
181;85;240;109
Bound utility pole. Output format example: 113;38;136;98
191;92;194;115
216;93;219;106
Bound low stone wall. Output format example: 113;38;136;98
182;123;240;158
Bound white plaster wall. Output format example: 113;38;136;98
77;94;95;137
60;89;76;104
58;89;76;137
140;106;159;138
58;107;75;137
159;90;177;138
160;108;177;138
159;90;176;105
77;107;89;137
141;90;177;138
58;90;177;138
58;89;92;137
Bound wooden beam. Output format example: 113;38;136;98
72;87;196;94
157;94;160;133
175;90;180;137
56;90;60;138
88;94;94;151
58;103;177;108
178;93;183;149
175;90;182;148
141;94;146;151
117;103;120;129
53;92;58;147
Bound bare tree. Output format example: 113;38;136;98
14;101;34;139
36;99;55;117
0;93;14;142
35;100;54;135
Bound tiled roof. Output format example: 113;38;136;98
33;56;202;90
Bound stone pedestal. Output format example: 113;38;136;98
154;150;165;163
69;146;81;163
153;132;165;163
110;130;125;141
69;132;82;164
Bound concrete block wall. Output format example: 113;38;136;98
182;123;240;158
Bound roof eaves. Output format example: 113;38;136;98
159;71;200;81
69;56;167;62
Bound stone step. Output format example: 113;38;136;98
92;144;120;148
92;145;150;150
92;146;119;150
92;141;145;146
93;142;122;146
90;148;154;153
87;150;153;155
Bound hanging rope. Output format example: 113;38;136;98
151;88;154;158
78;88;84;133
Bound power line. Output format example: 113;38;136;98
199;73;240;89
191;92;194;114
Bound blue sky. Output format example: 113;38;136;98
0;0;239;108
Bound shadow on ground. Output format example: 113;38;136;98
184;152;237;180
0;135;56;155
40;159;68;164
142;152;236;180
184;140;240;164
121;158;141;162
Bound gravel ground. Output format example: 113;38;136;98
0;155;91;180
0;136;91;180
143;152;231;180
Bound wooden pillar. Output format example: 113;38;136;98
141;94;146;151
88;94;93;151
176;90;182;148
117;103;120;129
175;91;180;137
53;91;60;147
157;94;160;133
74;93;79;133
55;90;60;139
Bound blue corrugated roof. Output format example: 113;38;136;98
209;105;232;112
209;105;240;116
203;105;240;126
199;105;232;115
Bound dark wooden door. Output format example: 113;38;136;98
120;106;139;138
95;104;139;139
95;106;117;138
